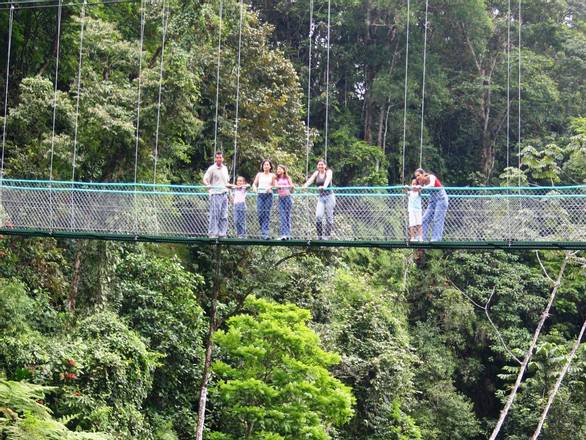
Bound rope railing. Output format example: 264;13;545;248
0;180;584;245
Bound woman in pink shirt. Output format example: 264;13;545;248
415;168;449;241
274;165;295;240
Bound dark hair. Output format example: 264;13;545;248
276;164;288;177
317;159;328;169
236;175;246;182
260;159;273;172
215;151;223;157
415;168;425;175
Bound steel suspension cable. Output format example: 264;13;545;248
153;0;169;184
231;0;243;182
506;0;512;242
401;0;410;184
49;0;63;182
518;0;522;186
213;0;223;156
305;0;314;178
324;0;331;163
71;0;86;182
418;0;429;168
134;0;145;184
0;0;140;11
506;0;511;178
1;4;14;185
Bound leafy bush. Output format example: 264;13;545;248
211;296;355;439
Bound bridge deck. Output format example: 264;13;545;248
0;180;584;250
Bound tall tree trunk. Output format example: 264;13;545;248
489;253;570;440
530;318;586;440
363;0;374;144
364;66;375;144
67;241;86;312
481;129;494;178
196;245;221;440
37;9;70;76
377;105;386;148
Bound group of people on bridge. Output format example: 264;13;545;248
203;151;449;242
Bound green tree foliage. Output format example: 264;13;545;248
0;379;109;439
210;296;354;439
0;1;585;439
114;252;207;438
324;267;420;439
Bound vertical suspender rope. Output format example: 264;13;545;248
48;0;63;232
70;0;86;229
401;0;411;242
401;0;410;184
506;0;511;177
1;4;14;186
232;0;243;182
324;0;331;163
153;0;169;184
305;0;314;178
213;0;224;156
418;0;429;169
49;0;63;182
134;0;145;184
132;0;146;237
72;0;87;182
505;1;513;244
517;0;522;186
517;1;524;237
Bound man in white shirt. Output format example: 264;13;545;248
203;152;230;238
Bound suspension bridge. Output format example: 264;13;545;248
0;179;584;249
0;1;584;250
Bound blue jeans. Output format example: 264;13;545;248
422;194;448;241
257;193;273;238
208;193;228;237
316;192;335;238
278;195;292;237
233;203;246;237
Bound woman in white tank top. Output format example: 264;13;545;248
303;159;335;240
253;160;276;239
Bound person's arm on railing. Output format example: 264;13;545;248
303;171;318;188
321;169;333;189
252;173;260;192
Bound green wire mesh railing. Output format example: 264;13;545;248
0;179;585;245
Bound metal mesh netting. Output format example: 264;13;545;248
0;180;584;243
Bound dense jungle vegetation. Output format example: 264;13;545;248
0;0;585;438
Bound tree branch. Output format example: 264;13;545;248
271;250;310;269
535;251;555;284
489;252;570;440
530;318;586;440
484;287;522;365
448;280;521;364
